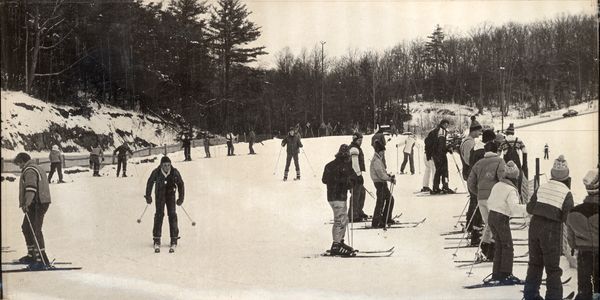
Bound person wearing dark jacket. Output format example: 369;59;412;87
145;156;185;251
430;119;453;194
281;127;303;181
322;144;356;256
248;130;256;155
181;135;192;161
348;132;368;222
226;132;235;156
14;152;52;268
566;169;599;300
523;155;574;300
113;142;134;177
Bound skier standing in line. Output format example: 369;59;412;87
113;142;134;177
544;144;549;160
322;144;356;256
500;123;528;201
281;127;303;181
523;155;574;300
348;132;368;222
248;130;256;155
226;132;235;156
181;134;192;161
371;125;387;166
203;133;211;158
420;130;436;193
430;119;454;194
47;145;65;183
459;117;483;244
566;169;599;300
467;141;506;261
400;133;416;175
370;142;396;228
13;152;51;268
89;144;104;177
485;161;527;284
145;156;185;253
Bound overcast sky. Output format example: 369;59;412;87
148;0;597;68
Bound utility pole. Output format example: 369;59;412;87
320;41;326;125
500;66;505;132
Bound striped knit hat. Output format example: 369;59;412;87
504;161;520;179
551;155;569;181
582;169;599;194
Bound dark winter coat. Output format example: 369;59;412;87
113;144;133;158
322;157;354;202
526;178;574;223
181;138;191;149
433;127;448;159
49;150;62;163
566;194;599;251
349;140;365;172
424;127;440;160
281;134;303;154
467;152;506;201
145;167;185;203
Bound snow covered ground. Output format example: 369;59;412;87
1;112;598;300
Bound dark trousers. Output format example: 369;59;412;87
184;146;191;160
466;192;483;232
204;144;211;157
372;181;395;227
433;156;449;190
284;153;300;177
22;203;50;253
488;211;514;276
524;216;564;300
48;162;63;182
116;156;128;176
249;142;255;154
90;155;100;175
575;250;599;300
153;197;179;240
227;141;234;155
544;151;549;160
400;152;415;174
348;180;366;220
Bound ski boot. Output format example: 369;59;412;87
169;238;179;253
330;241;355;257
430;187;442;195
293;175;301;181
18;246;35;264
498;274;524;285
153;239;161;253
442;186;456;194
122;174;128;178
420;187;433;193
283;176;288;181
58;179;66;183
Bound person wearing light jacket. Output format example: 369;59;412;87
370;142;396;228
47;145;65;183
400;134;416;175
486;161;527;285
566;169;599;300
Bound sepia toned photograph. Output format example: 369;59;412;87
1;0;598;299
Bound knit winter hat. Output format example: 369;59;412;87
352;132;363;140
374;142;386;153
505;123;515;135
504;161;520;179
550;155;569;181
494;132;505;145
482;129;496;143
582;169;599;194
52;145;59;151
469;116;482;132
440;119;450;126
14;152;31;164
335;144;350;158
160;156;171;164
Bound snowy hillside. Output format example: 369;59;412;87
0;90;180;157
1;112;597;300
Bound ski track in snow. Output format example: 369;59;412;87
1;113;597;299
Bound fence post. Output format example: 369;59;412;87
163;144;167;155
149;146;152;156
534;158;540;191
62;154;66;168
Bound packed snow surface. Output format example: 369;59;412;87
1;113;598;299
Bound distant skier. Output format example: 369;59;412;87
248;130;256;155
400;133;416;175
500;123;528;201
145;156;185;253
319;122;326;137
544;143;549;160
322;144;356;256
47;145;65;183
13;152;51;268
181;134;192;161
523;155;573;300
226;132;235;156
89;144;104;177
370;142;396;228
281;127;303;181
113;142;133;177
203;133;211;158
429;119;454;194
348;132;368;222
459;117;483;245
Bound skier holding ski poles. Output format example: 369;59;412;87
370;142;396;228
281;127;303;181
113;142;134;177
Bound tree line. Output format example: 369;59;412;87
1;0;597;136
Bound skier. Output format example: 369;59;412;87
400;133;416;175
248;130;256;155
523;155;574;300
226;132;235;156
486;161;526;284
89;144;104;177
47;145;65;183
430;119;454;194
181;134;192;161
459;117;483;245
113;142;134;177
566;169;599;300
326;122;333;136
13;152;51;268
467;141;506;261
544;144;549;160
421;130;436;193
348;132;368;222
322;144;356;256
500;123;528;201
144;156;185;253
371;125;387;166
319;122;326;137
203;133;211;158
281;127;303;181
370;142;396;228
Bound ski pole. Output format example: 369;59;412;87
180;205;197;226
363;186;376;200
396;143;400;174
452;203;480;258
417;145;421;175
137;203;149;223
301;148;316;177
466;235;487;276
452;195;470;229
273;146;283;175
25;211;49;268
383;181;395;231
451;153;468;193
349;187;354;248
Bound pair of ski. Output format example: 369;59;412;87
326;214;402;225
321;247;394;258
2;260;81;273
155;244;176;253
444;242;527;250
353;218;427;230
414;190;467;197
454;251;529;266
445;237;528;242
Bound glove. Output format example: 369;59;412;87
21;205;29;213
357;175;364;186
145;195;152;204
102;158;105;162
176;198;184;206
390;175;396;184
570;249;575;256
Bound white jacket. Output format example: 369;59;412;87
487;179;526;218
403;136;416;153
